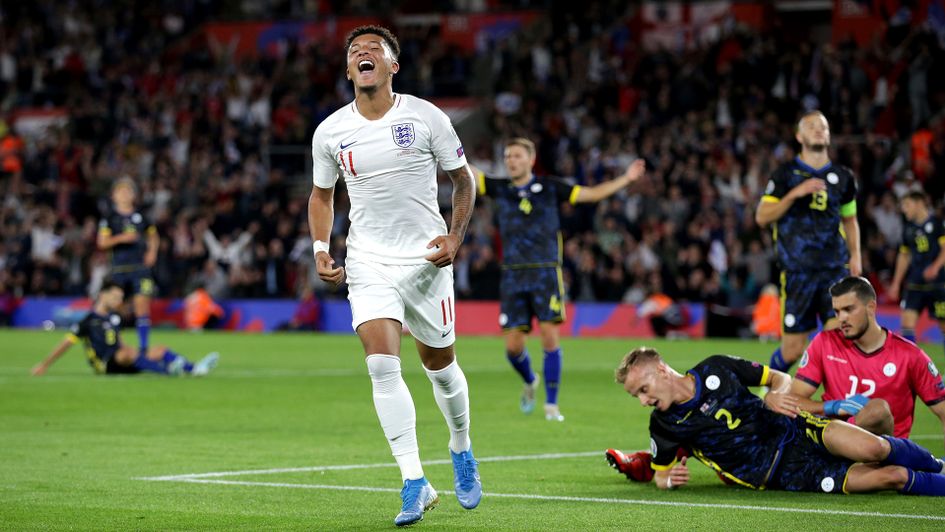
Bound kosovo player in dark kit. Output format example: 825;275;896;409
609;347;945;496
755;111;861;372
889;190;945;352
97;177;158;354
474;137;645;421
32;281;218;377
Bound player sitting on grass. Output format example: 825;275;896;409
791;276;945;439
606;346;945;495
32;280;218;377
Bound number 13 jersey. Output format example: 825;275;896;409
760;158;857;272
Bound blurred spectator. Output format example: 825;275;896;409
1;1;943;325
276;286;321;331
752;284;782;341
638;273;690;338
184;283;224;331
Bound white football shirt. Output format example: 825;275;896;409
312;93;467;264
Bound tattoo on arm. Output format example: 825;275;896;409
446;166;476;241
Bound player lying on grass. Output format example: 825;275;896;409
32;280;218;377
606;346;945;495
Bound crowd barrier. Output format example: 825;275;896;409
8;297;943;341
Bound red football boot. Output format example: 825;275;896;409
605;449;654;482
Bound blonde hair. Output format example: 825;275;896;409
506;137;536;158
614;346;662;383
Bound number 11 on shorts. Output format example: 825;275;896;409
440;297;454;326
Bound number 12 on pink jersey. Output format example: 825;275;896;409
847;375;875;397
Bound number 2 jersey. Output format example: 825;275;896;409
760;158;857;272
649;355;792;489
795;329;945;438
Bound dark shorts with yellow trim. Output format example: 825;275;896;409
768;411;852;493
499;267;565;332
110;268;155;297
781;268;847;334
902;284;945;319
86;351;139;375
105;358;140;375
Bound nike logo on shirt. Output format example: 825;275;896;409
340;140;358;149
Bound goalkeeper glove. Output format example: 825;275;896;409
824;394;869;416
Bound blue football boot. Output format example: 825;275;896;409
450;447;482;510
394;477;438;526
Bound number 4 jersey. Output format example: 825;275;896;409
796;329;945;438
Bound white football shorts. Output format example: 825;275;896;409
346;257;456;348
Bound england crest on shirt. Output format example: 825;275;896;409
392;123;415;148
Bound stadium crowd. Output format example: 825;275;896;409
1;1;944;327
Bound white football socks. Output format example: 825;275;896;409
366;354;424;481
424;359;471;454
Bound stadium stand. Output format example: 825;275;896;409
2;1;945;339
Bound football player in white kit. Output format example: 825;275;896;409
308;26;480;527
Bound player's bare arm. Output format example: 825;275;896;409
574;159;646;203
426;164;475;268
842;215;862;276
755;178;826;227
787;378;828;415
309;184;345;286
653;457;689;490
32;337;76;376
889;250;912;301
762;368;799;417
97;230;138;249
144;228;159;267
923;242;945;281
789;371;870;418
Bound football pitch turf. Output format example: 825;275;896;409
3;329;945;530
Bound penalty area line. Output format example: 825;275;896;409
142;477;945;522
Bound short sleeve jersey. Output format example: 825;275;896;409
98;210;155;271
478;174;580;267
901;216;945;286
649;355;791;488
796;329;945;438
760;158;857;272
311;93;467;264
67;311;121;372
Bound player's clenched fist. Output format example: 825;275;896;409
316;251;346;286
425;234;460;268
787;177;826;200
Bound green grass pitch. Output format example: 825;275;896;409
3;329;945;530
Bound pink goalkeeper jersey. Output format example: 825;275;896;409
796;329;945;438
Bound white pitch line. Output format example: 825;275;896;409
146;478;945;522
136;451;602;481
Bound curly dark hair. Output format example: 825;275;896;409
344;25;400;59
